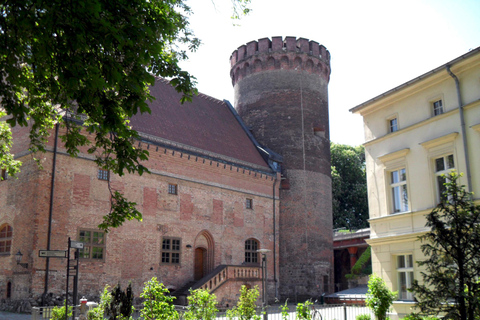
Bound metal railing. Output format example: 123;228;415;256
31;303;372;320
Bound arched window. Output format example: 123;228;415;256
244;239;259;264
0;225;13;254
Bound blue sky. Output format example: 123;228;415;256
181;0;480;146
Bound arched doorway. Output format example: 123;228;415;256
193;230;214;281
194;247;207;280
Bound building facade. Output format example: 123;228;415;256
0;36;333;310
351;47;480;318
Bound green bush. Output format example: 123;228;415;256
280;300;289;320
88;285;112;320
184;288;218;320
365;274;397;320
107;283;134;320
356;315;372;320
296;300;313;320
140;277;178;320
227;285;261;320
51;303;72;320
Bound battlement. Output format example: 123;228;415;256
230;36;330;86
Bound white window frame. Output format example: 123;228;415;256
390;168;409;213
397;254;414;301
420;132;459;206
434;154;455;202
378;148;410;216
432;99;444;116
386;113;399;133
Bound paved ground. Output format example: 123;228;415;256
0;311;31;320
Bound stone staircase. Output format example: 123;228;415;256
172;265;262;306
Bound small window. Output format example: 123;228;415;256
161;237;181;264
244;239;259;264
78;229;106;260
397;254;414;300
389;118;398;133
390;168;408;213
0;225;13;254
168;184;177;195
1;169;7;181
246;198;253;209
97;169;109;181
435;154;455;201
432;100;443;116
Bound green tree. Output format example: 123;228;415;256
184;288;218;320
330;142;368;230
227;285;261;320
0;0;250;231
365;274;396;320
140;278;178;320
410;172;480;320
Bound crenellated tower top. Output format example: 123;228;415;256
229;36;331;87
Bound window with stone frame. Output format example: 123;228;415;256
161;237;181;264
389;117;398;133
432;99;444;116
435;154;455;202
390;168;409;213
0;224;13;254
97;168;109;181
246;198;253;209
78;229;105;260
168;184;177;195
244;239;259;264
397;254;414;300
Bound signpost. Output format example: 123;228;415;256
38;238;84;320
39;250;67;258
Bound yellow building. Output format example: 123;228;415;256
350;46;480;318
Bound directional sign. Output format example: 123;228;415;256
70;241;84;249
39;250;67;258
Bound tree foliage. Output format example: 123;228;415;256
365;274;397;320
331;142;368;230
410;172;480;320
0;0;250;231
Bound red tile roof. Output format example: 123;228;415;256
129;78;269;169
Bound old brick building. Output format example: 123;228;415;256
0;36;332;309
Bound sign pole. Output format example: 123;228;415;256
65;237;71;320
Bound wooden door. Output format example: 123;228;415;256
194;248;206;280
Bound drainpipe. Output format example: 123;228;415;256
43;123;59;304
446;66;472;192
272;175;278;299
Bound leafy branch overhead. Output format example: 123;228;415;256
0;0;250;231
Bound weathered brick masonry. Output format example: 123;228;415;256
230;36;333;300
1;36;333;310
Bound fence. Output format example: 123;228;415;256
31;303;373;320
215;304;373;320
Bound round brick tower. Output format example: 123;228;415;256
230;36;333;300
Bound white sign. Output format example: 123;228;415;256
39;250;67;258
70;241;84;249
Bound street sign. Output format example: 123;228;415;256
39;250;67;258
70;241;84;249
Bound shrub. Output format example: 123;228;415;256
140;277;178;320
227;285;261;320
51;303;72;320
365;274;397;320
184;288;218;320
296;300;313;320
280;300;289;320
88;285;112;320
402;315;440;320
356;315;372;320
107;283;134;320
